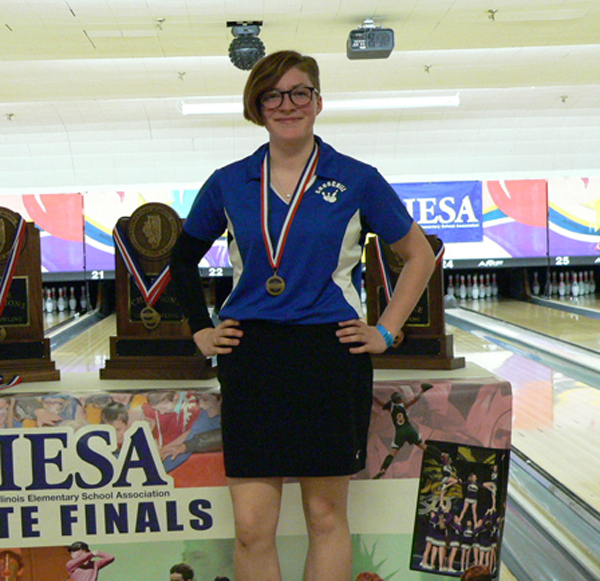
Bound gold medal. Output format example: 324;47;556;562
140;305;162;329
266;274;286;296
261;144;319;299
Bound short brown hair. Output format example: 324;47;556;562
461;565;492;581
243;50;320;126
170;563;194;580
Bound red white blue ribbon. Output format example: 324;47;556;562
375;234;444;303
0;375;22;391
260;143;319;272
0;214;26;317
0;375;23;391
113;222;171;308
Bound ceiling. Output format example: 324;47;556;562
1;0;600;192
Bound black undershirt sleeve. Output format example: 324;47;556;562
169;230;215;335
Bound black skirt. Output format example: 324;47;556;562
217;320;373;478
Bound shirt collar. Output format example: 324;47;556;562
245;135;340;182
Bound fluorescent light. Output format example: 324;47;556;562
325;94;460;111
178;93;460;115
180;101;242;115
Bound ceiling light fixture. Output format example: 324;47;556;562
325;94;460;111
179;93;460;116
227;21;265;71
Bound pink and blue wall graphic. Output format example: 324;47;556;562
1;177;599;275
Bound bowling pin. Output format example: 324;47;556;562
470;275;479;300
447;275;455;298
69;286;77;311
582;271;589;295
532;272;540;296
558;272;565;297
57;287;66;312
572;272;580;297
80;286;88;311
459;275;467;300
45;288;53;313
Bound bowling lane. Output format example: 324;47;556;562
49;309;600;513
47;314;520;581
449;323;600;514
51;313;115;373
457;296;600;353
43;309;73;331
49;309;600;514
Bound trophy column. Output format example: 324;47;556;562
365;234;465;370
100;203;216;380
0;207;60;382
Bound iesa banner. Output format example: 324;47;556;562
393;181;483;243
0;379;510;580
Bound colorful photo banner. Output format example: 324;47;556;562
0;375;510;580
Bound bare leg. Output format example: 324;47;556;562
458;503;468;522
440;477;458;503
300;476;352;581
448;546;458;571
438;546;447;570
374;448;398;479
420;541;432;567
228;477;284;581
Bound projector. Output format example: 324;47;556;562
347;27;394;60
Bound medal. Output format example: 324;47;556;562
265;274;286;296
113;221;171;329
0;210;27;322
261;143;319;297
140;305;162;329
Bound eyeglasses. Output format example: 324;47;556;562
260;86;319;110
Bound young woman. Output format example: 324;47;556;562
169;50;436;581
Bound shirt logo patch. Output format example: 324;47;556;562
316;180;347;204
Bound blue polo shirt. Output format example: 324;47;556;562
183;136;413;324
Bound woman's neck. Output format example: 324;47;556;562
269;135;315;172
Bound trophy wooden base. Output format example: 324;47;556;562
0;339;61;382
100;336;217;380
371;334;466;370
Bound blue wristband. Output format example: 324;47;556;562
376;324;395;348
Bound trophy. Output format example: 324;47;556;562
100;203;216;380
0;207;60;382
365;234;465;370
